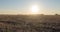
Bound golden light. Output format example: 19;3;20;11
31;5;38;14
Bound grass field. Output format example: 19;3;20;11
0;15;60;32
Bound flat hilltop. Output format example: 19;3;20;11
0;15;60;23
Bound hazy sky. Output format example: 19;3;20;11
0;0;60;15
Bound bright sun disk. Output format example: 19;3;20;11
32;5;38;14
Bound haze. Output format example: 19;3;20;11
0;0;60;15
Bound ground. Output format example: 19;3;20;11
0;15;59;32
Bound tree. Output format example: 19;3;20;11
55;14;59;15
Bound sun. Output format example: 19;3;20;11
31;5;38;14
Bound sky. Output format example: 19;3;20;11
0;0;60;15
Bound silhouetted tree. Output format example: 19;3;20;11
55;14;59;15
40;14;44;15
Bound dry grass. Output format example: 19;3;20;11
0;15;59;32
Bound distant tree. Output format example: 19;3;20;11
55;14;59;15
40;14;44;15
